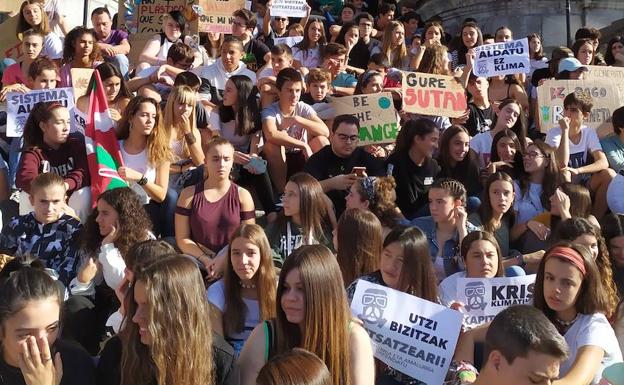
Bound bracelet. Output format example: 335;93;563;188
137;175;148;186
184;132;196;145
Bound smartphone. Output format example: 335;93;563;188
352;166;366;177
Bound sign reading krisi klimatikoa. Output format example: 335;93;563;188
402;72;467;118
7;88;75;138
456;275;536;327
270;0;307;17
472;38;530;77
331;92;399;146
351;280;462;385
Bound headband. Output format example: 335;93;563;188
546;246;586;276
360;177;377;205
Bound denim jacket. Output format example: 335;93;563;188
406;216;477;279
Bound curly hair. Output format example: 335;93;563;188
62;26;102;64
81;188;153;258
353;176;401;228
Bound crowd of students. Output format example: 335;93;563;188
1;0;624;384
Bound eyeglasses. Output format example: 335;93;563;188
359;22;373;28
337;133;359;142
523;152;545;159
564;106;582;113
232;20;247;28
275;17;288;21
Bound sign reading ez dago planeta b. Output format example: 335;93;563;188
331;92;399;146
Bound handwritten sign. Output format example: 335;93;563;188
271;0;307;17
351;280;462;385
402;72;467;118
332;92;399;146
70;68;94;102
198;0;247;33
6;88;75;138
456;275;536;328
0;15;22;62
274;36;304;47
537;79;624;137
136;0;191;34
473;38;530;77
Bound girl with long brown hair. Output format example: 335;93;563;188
381;21;411;70
16;0;62;59
97;255;237;385
265;172;335;267
334;208;383;287
117;96;174;238
239;244;375;385
59;26;102;87
208;224;277;355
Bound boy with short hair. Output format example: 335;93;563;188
194;36;257;106
258;44;294;106
0;173;81;287
232;8;271;71
367;53;401;88
350;13;382;70
300;68;334;120
262;68;329;192
321;43;357;96
546;90;616;217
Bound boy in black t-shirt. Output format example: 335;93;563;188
232;8;271;72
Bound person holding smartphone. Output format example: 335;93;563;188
304;114;385;218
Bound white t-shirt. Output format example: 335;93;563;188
292;46;321;69
118;140;156;204
208;111;253;152
42;32;63;60
513;180;544;224
545;126;603;176
559;313;623;384
438;271;467;307
470;131;494;169
207;279;260;354
261;101;317;150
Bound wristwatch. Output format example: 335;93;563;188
137;175;148;186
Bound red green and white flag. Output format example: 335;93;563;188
85;70;127;207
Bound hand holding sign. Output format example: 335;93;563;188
402;72;467;118
472;38;530;78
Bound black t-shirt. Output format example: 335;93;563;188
531;67;553;88
350;39;381;70
386;151;440;220
96;334;238;385
0;340;96;385
464;103;493;137
196;100;209;129
304;145;385;217
243;39;270;72
300;93;329;106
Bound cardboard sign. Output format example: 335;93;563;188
332;92;399;146
0;16;22;62
472;38;530;77
6;88;75;138
270;0;308;17
537;79;624;137
197;0;247;33
351;280;462;385
135;0;191;33
274;36;304;47
402;72;467;118
456;275;536;327
70;68;94;102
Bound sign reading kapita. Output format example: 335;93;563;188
331;92;399;146
402;72;467;118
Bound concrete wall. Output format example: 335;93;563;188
63;0;119;29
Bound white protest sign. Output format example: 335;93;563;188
473;38;530;78
274;36;303;47
351;280;462;385
6;88;75;138
270;0;307;18
402;72;467;118
456;275;536;327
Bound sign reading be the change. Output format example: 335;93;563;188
332;92;399;146
456;275;536;327
351;280;462;385
473;38;530;78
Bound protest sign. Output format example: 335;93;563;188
537;79;624;137
472;38;530;77
198;0;247;33
135;0;191;33
274;36;304;47
351;280;462;385
402;72;467;118
270;0;308;17
332;92;399;146
6;88;75;138
70;68;94;102
0;16;22;62
456;275;536;328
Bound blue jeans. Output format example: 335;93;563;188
105;54;130;79
145;187;178;238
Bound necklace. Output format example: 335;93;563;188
555;313;579;327
239;281;256;289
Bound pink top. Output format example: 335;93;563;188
2;63;27;87
59;61;102;88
